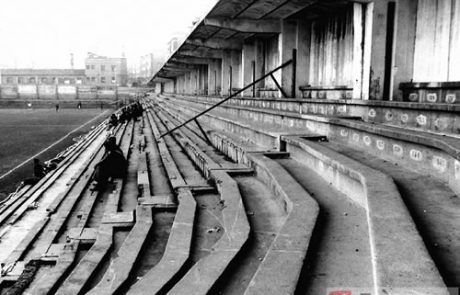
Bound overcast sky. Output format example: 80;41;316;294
0;0;217;69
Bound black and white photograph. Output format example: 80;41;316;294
0;0;459;294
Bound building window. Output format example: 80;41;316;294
111;65;116;72
91;65;95;70
91;77;96;82
17;77;23;84
6;77;13;84
86;65;90;70
101;65;105;72
101;77;106;83
76;79;82;85
87;77;91;81
41;77;47;84
29;77;36;84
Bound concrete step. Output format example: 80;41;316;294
161;94;460;194
152;102;323;295
87;206;153;295
323;141;460;288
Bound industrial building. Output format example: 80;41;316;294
85;52;128;87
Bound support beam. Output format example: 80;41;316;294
270;73;288;98
186;39;243;50
204;17;281;33
160;58;293;138
194;119;212;145
162;67;194;74
178;48;223;59
166;62;200;70
153;76;176;82
171;57;216;65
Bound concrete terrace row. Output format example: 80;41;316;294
0;95;351;294
154;92;459;294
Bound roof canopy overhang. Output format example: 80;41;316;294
151;0;355;83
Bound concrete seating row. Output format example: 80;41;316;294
162;94;460;192
55;121;136;295
155;98;323;294
148;103;251;294
154;94;450;294
126;107;197;294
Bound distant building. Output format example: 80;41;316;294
167;37;180;55
85;52;128;86
0;69;86;85
139;53;155;80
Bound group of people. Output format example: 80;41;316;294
108;101;144;127
27;157;62;185
119;102;144;123
92;136;127;191
28;101;145;192
31;136;127;192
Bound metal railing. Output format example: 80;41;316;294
159;58;293;139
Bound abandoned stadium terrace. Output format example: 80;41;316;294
0;0;460;294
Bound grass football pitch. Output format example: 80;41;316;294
0;108;111;198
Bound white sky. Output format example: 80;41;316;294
0;0;217;69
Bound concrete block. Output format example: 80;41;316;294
101;211;135;225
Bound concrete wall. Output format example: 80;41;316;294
0;84;149;101
413;0;460;82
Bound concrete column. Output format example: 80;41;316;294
296;19;311;98
178;75;185;94
280;19;298;98
255;39;265;94
194;69;199;95
242;41;256;96
208;62;215;96
188;71;193;95
366;1;391;100
393;0;417;101
184;72;189;94
215;59;222;96
230;49;242;95
201;65;208;95
221;50;232;96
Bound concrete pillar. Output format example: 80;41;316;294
242;41;256;96
207;60;222;96
185;72;190;94
201;65;208;95
181;75;186;94
393;0;417;101
208;61;215;95
230;49;242;95
280;19;298;98
215;59;222;96
296;19;311;98
189;71;193;95
221;50;232;96
367;1;391;100
194;69;199;95
255;39;265;94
